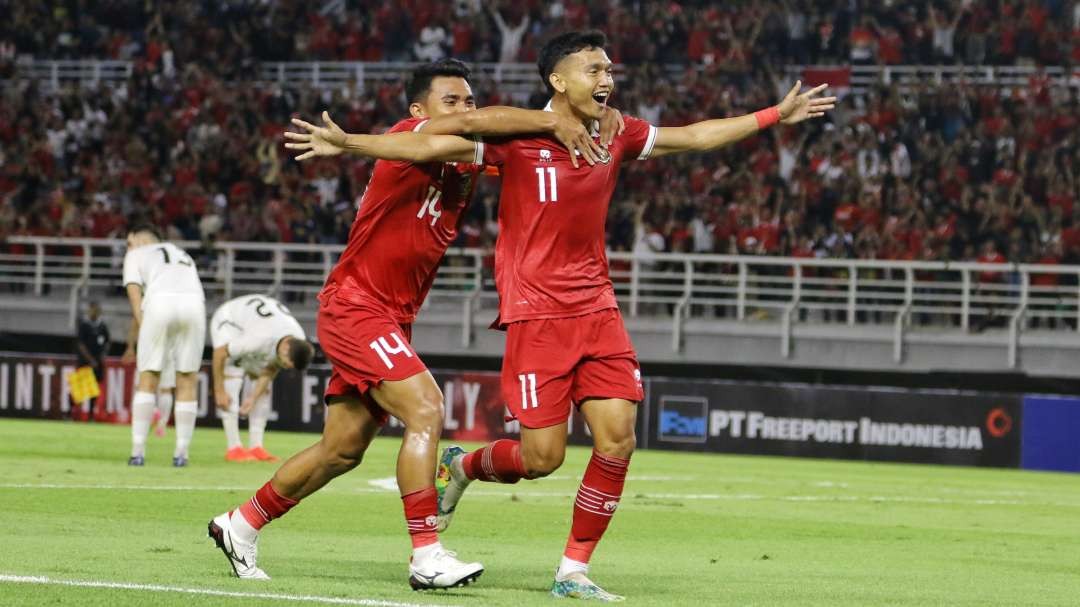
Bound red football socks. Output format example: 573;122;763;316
237;481;299;530
564;450;630;563
462;439;528;483
402;486;439;549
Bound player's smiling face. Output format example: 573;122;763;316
552;47;614;122
411;76;477;119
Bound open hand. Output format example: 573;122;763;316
214;389;231;412
551;114;603;168
285;111;348;161
777;81;837;125
597;106;626;148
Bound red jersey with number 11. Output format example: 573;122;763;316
321;117;484;323
480;115;657;324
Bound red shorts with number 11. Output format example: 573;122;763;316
317;285;428;425
501;308;644;429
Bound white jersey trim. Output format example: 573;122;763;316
412;119;430;132
638;125;658;160
472;137;484;166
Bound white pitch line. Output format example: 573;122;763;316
0;482;1058;506
0;573;456;607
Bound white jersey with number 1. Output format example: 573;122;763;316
123;242;206;375
122;242;205;304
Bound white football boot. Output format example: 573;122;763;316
207;512;270;580
408;546;484;590
435;446;472;532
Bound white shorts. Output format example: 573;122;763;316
138;294;207;375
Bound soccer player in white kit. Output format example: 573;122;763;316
121;225;206;467
210;294;313;463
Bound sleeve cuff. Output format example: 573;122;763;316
638;125;658;160
473;136;484;166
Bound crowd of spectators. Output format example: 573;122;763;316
1;0;1079;275
6;0;1080;71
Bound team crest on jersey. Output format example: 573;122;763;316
539;149;552;162
572;147;611;164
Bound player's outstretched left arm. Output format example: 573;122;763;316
286;112;479;164
649;81;836;158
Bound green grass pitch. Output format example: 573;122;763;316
0;417;1078;606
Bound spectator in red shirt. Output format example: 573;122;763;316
977;241;1007;283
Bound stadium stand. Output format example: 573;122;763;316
1;0;1077;268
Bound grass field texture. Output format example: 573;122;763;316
0;418;1078;606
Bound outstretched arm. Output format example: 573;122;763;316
286;112;479;164
649;81;836;158
422;105;625;166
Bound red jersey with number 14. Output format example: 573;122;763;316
321;117;484;323
480;115;657;324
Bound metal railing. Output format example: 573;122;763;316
255;61;558;93
11;59;133;90
787;64;1078;94
13;59;1076;96
3;237;1079;363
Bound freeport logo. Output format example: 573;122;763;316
658;396;708;443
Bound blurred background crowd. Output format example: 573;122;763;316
2;0;1079;272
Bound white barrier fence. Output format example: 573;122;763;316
11;59;1077;95
3;237;1079;363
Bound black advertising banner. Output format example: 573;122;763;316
0;349;1019;467
271;364;649;447
649;379;1022;468
0;352;647;447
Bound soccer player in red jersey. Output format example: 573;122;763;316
288;33;834;601
207;59;623;590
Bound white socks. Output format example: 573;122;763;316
173;400;198;458
412;541;444;562
247;395;269;448
556;556;589;580
230;509;259;544
130;391;156;457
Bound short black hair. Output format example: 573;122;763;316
288;339;315;372
537;30;608;94
405;59;472;104
127;223;162;241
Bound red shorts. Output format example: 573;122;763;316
501;308;644;429
318;287;427;426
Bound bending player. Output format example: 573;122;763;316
208;59;623;590
287;32;834;601
210;294;314;462
122;225;206;467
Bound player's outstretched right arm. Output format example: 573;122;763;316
649;81;836;158
285;112;479;164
